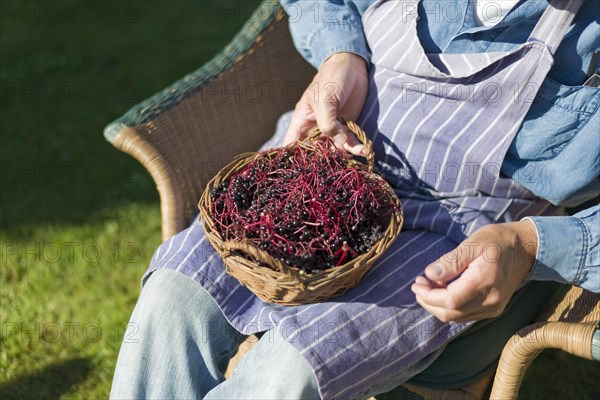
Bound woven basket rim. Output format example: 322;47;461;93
198;120;403;304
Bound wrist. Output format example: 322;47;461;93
512;219;539;278
322;52;368;72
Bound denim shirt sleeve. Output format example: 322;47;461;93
504;85;600;207
524;205;600;293
279;1;374;69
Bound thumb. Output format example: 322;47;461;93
424;245;471;283
284;113;308;146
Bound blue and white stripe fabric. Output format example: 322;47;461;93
144;1;582;398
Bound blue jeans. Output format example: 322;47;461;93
110;269;443;399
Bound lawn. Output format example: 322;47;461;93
0;0;598;399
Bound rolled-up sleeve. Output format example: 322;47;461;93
524;205;599;293
280;0;373;69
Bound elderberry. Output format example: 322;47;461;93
209;137;396;273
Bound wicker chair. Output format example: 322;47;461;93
104;1;599;398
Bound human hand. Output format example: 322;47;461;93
284;52;369;155
411;221;539;323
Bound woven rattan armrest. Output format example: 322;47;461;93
103;0;313;240
489;286;600;400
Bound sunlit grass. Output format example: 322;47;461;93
1;204;161;399
1;1;259;397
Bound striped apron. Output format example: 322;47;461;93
144;1;581;398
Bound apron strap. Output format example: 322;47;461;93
527;0;584;54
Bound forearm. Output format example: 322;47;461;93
279;0;373;69
525;205;599;293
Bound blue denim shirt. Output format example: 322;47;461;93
280;0;599;292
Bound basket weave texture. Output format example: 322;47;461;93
198;120;403;305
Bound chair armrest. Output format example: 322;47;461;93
104;0;314;240
490;322;599;400
489;287;600;400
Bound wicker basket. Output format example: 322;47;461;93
198;119;403;305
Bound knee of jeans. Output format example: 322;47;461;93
135;269;224;329
265;331;318;386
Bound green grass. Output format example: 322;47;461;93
0;0;598;399
0;1;260;398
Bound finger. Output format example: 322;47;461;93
343;141;367;157
415;269;493;320
332;123;366;155
413;275;446;290
414;276;431;286
414;295;471;323
339;124;366;155
285;116;316;147
313;98;345;142
284;93;319;146
416;294;488;323
416;294;493;323
411;282;449;307
411;282;431;296
424;243;474;283
441;255;504;316
283;124;301;146
292;121;317;143
411;276;477;311
322;118;347;148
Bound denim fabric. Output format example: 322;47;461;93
280;0;600;291
110;269;319;399
525;205;599;292
110;269;445;399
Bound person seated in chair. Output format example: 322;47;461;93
110;1;599;399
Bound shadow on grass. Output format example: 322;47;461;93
0;357;93;400
0;0;262;232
